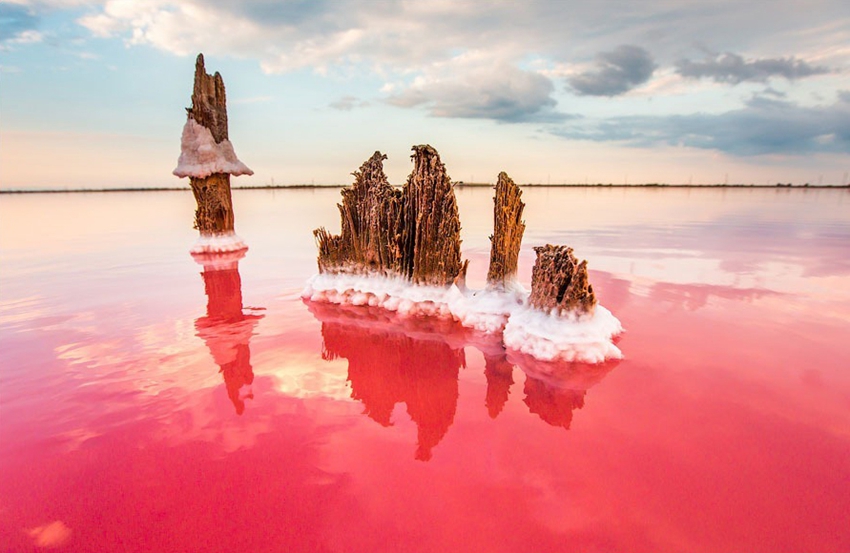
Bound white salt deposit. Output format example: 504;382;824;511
190;232;248;256
173;119;253;179
303;272;623;363
503;305;623;364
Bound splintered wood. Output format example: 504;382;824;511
313;147;601;319
487;172;526;288
187;53;235;235
403;145;464;286
315;151;403;274
314;146;465;287
528;245;597;316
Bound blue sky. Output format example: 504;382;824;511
1;0;848;189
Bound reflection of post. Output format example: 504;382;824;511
511;353;620;430
483;354;514;419
314;303;463;461
194;250;263;415
523;377;586;430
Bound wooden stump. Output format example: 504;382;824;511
403;145;464;286
314;151;403;274
186;53;235;235
314;145;466;287
528;244;597;316
487;171;525;287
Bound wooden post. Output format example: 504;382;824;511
174;54;252;245
528;244;597;316
487;171;525;288
403;145;464;286
314;145;466;287
314;151;403;275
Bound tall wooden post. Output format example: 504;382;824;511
486;172;525;288
174;54;252;252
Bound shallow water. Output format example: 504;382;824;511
1;187;849;552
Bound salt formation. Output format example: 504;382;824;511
305;145;622;364
174;53;253;253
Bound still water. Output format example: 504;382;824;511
1;187;849;552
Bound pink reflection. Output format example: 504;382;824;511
307;299;619;454
310;301;463;461
193;250;264;415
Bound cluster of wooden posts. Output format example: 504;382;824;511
178;54;597;317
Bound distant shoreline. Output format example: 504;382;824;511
2;183;848;194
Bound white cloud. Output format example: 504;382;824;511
386;52;563;122
7;28;43;43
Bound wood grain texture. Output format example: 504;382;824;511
186;53;235;234
487;172;526;288
528;244;597;315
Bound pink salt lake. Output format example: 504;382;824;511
1;186;848;552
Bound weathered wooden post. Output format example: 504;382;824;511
174;53;253;252
313;145;467;287
528;245;597;316
486;171;525;288
402;145;465;287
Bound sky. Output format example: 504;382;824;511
0;0;848;190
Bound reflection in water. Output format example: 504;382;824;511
483;353;514;419
523;379;586;430
307;301;618;457
193;250;264;415
313;302;463;461
511;352;619;430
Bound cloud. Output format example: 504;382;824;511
0;3;39;42
567;45;657;96
553;96;850;155
329;95;369;111
676;53;831;84
386;55;565;123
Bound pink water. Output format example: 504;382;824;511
1;187;848;552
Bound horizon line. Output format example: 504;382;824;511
2;183;849;194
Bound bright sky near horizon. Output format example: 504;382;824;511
1;0;848;190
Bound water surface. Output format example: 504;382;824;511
1;187;848;552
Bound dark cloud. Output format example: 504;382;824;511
567;45;657;96
387;63;568;123
329;96;369;111
0;4;38;42
553;96;850;155
676;53;830;84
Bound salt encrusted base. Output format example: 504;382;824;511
190;232;248;257
302;272;623;364
503;305;623;364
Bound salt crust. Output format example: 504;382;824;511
303;272;623;364
190;232;248;259
173;119;253;179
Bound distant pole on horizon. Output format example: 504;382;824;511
844;171;849;186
